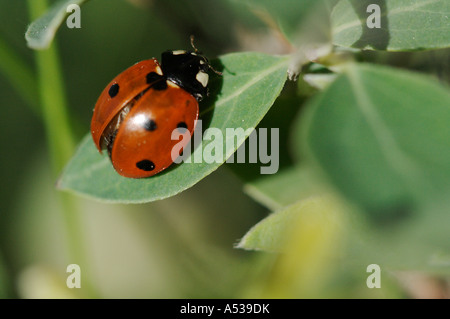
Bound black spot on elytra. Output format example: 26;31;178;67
146;72;162;84
152;80;168;91
109;83;119;98
177;122;188;131
143;118;157;131
136;160;155;171
185;100;191;107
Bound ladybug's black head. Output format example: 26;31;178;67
161;50;210;101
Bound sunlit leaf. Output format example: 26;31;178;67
332;0;450;51
26;0;89;50
236;196;345;253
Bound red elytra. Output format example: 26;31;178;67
91;58;199;178
91;59;161;149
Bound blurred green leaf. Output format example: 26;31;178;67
239;186;450;273
296;63;450;216
236;195;345;252
236;0;332;46
58;52;289;203
237;194;407;297
237;0;317;37
347;197;450;272
237;196;348;298
332;0;450;51
244;165;327;211
26;0;89;50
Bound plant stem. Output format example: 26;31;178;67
0;36;40;116
27;0;97;298
27;0;74;173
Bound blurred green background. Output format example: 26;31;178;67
1;0;449;299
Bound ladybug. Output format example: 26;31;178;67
91;37;219;178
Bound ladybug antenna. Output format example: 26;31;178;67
208;64;223;76
190;35;223;76
190;35;199;53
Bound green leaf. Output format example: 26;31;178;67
332;0;450;51
348;198;450;271
244;166;327;211
238;191;450;272
237;196;349;298
296;63;450;216
236;0;320;39
26;0;89;50
236;195;346;252
58;52;289;203
235;0;332;48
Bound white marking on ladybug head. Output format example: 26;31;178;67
196;71;209;87
155;65;163;75
172;50;186;55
